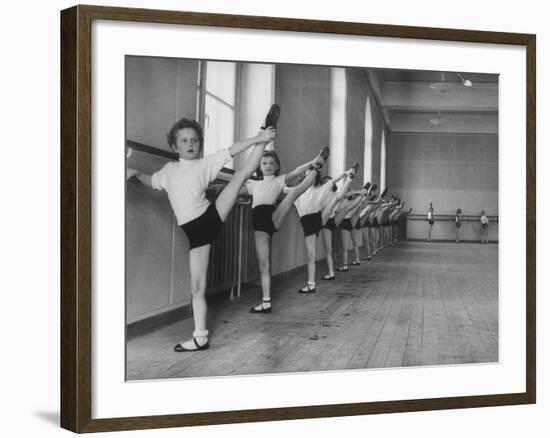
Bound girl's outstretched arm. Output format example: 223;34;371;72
284;159;316;183
228;127;276;157
127;168;152;188
332;171;348;184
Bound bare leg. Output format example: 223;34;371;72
341;230;351;267
361;228;371;259
351;229;362;263
175;244;211;350
251;231;272;311
216;143;266;221
321;228;335;277
305;234;317;283
272;170;317;230
321;176;354;225
334;197;363;226
428;224;432;241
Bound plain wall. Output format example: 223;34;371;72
387;132;499;241
125;57;198;323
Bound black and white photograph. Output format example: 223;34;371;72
125;56;499;380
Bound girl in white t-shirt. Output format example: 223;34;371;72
454;208;463;243
127;113;276;352
427;203;435;241
247;147;330;313
291;164;360;290
480;210;490;243
318;167;358;280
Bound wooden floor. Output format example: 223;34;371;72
126;241;498;380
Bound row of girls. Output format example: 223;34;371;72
127;105;410;352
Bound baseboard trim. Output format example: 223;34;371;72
406;238;498;244
126;264;311;339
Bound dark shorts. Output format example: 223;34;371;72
340;218;353;231
354;220;362;230
323;217;337;231
180;202;223;250
482;223;488;229
300;212;323;237
372;217;379;227
252;204;277;235
428;219;435;225
455;221;462;228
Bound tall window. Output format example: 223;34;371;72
364;97;373;183
238;63;276;164
198;61;237;165
329;68;347;177
380;130;386;191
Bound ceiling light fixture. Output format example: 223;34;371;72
457;73;472;87
429;111;446;126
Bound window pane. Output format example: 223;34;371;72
204;94;235;167
364;97;373;183
206;61;236;105
380;130;386;191
329;67;347;176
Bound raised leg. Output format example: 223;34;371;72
272;170;317;230
216;143;266;221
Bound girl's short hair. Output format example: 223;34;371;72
166;118;204;151
456;208;462;214
255;150;281;179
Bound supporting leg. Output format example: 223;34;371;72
174;244;211;352
321;228;335;278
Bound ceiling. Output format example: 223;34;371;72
366;68;499;134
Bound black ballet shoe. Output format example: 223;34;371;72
263;104;280;129
174;338;210;352
250;304;272;314
364;181;371;191
350;161;360;174
322;274;335;280
380;187;388;198
297;284;316;294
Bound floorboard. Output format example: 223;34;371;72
126;241;499;380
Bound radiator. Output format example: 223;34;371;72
206;202;259;293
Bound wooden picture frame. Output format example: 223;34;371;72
60;4;536;433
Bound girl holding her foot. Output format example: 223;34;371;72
127;117;276;352
248;147;331;313
318;164;359;281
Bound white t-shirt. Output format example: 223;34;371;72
293;182;333;217
360;203;374;219
481;215;489;225
151;148;232;225
246;175;286;208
